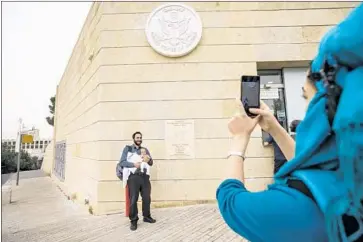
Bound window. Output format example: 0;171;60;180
282;67;309;130
258;69;287;131
258;70;283;85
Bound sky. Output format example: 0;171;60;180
2;2;91;139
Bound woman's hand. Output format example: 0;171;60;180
250;100;296;160
228;99;260;138
226;99;257;181
249;100;279;134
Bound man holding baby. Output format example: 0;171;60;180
120;131;156;231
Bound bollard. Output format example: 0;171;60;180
125;184;130;217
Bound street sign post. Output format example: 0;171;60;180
21;135;33;144
15;121;35;186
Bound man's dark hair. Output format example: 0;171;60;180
132;131;142;139
290;120;302;133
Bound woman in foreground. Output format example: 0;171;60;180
217;3;363;242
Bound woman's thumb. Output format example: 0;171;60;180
249;108;267;116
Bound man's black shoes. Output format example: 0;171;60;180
130;217;155;230
130;221;137;231
143;216;156;223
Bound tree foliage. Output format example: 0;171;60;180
1;143;41;174
46;95;56;126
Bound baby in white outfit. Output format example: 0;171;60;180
140;148;148;173
126;148;149;174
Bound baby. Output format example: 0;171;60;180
140;148;149;173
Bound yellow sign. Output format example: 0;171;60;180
22;135;33;144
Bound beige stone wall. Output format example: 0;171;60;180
53;2;359;215
52;3;104;205
40;141;54;175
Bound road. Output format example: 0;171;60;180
2;173;12;185
1;170;47;185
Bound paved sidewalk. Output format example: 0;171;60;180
2;173;247;242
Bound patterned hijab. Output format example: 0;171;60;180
274;4;363;242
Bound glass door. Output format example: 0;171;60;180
258;70;288;141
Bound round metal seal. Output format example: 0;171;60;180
145;3;203;58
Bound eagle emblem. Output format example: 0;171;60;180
152;10;197;49
146;4;202;57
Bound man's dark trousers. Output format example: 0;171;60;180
127;173;151;222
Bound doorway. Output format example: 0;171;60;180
258;70;287;140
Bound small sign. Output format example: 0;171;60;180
260;88;279;99
165;120;195;159
21;134;33;144
23;129;39;141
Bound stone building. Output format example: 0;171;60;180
42;2;359;215
2;137;51;157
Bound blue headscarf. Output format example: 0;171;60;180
273;3;363;242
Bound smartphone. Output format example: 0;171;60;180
241;75;261;117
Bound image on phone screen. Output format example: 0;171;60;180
241;75;261;117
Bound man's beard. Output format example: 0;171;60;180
134;140;142;146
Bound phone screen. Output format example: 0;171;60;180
241;75;260;116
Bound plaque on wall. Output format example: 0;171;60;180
260;88;279;99
145;3;203;58
165;120;195;159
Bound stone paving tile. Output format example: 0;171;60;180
2;176;248;242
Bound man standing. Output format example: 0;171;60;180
265;134;287;174
120;131;156;231
263;119;287;174
290;119;301;140
263;119;302;174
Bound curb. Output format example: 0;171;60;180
1;174;14;204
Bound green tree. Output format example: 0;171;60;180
19;152;35;170
1;144;17;174
1;143;40;174
46;95;56;126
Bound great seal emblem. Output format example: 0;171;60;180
145;3;203;58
